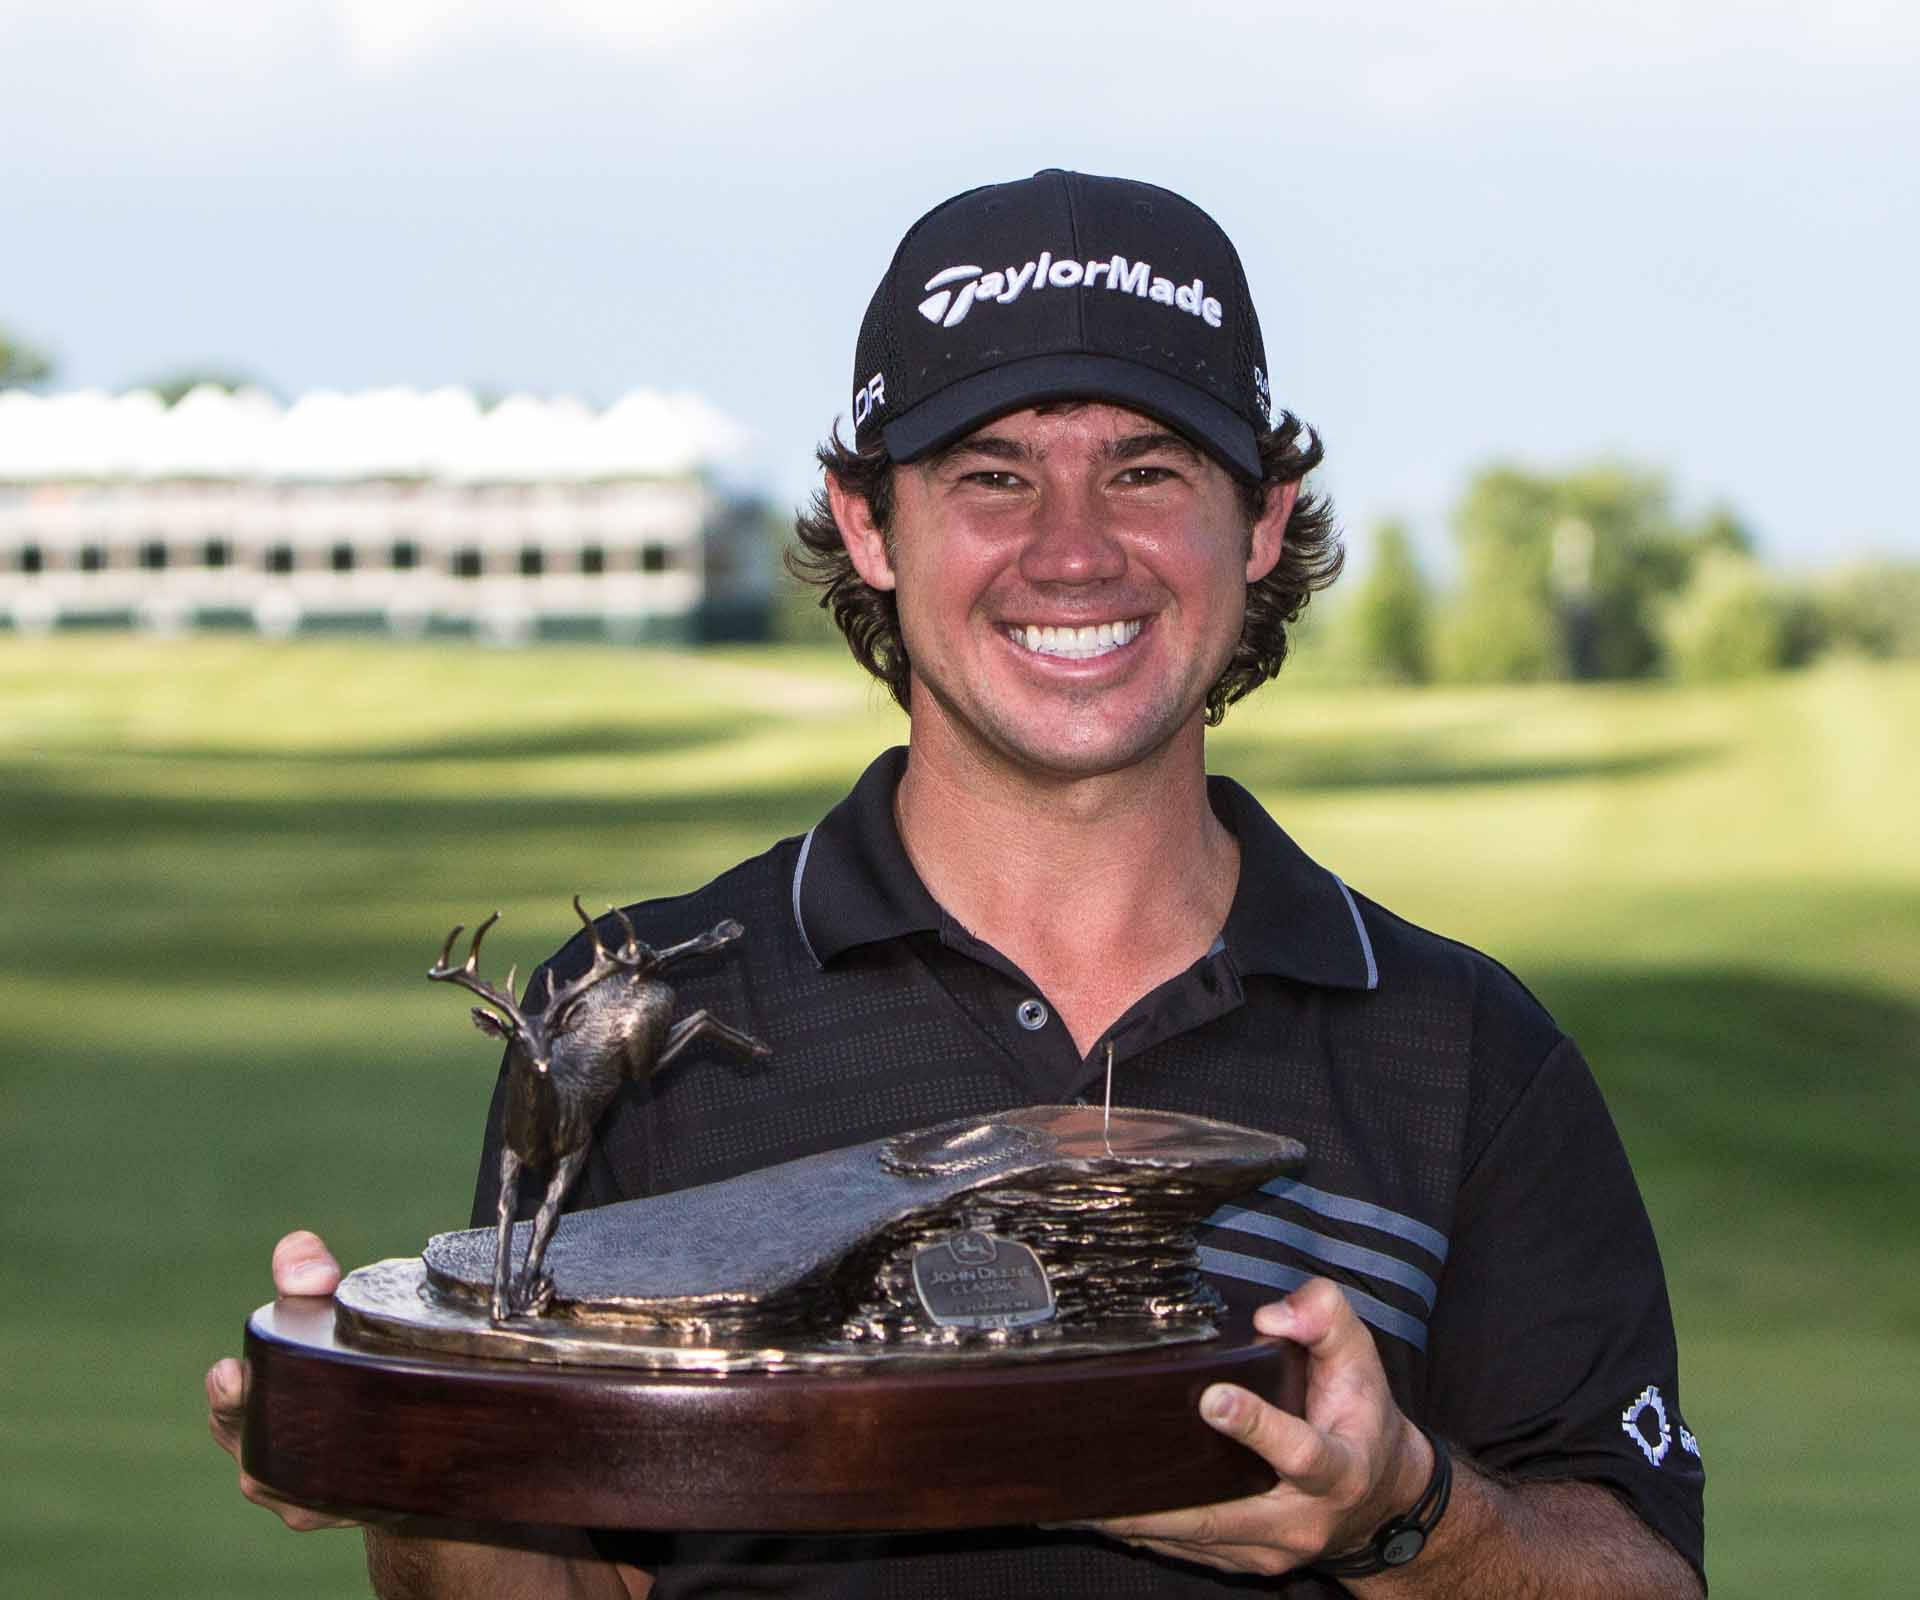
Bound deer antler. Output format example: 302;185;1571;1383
427;912;531;1036
539;896;648;1026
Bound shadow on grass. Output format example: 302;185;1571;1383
1216;737;1717;792
0;762;852;848
104;716;776;766
0;760;855;982
1529;963;1919;1255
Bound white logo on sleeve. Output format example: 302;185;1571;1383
918;250;1225;331
1621;1384;1673;1466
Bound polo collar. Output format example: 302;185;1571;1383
1209;774;1379;991
792;747;1377;991
792;747;942;967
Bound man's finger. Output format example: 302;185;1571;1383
206;1358;247;1453
1254;1277;1368;1369
236;1469;361;1531
271;1229;341;1297
1254;1278;1397;1440
1096;1491;1273;1548
1199;1383;1346;1493
1101;1532;1302;1579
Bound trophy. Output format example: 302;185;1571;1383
241;901;1309;1531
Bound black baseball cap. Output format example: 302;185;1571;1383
850;169;1274;481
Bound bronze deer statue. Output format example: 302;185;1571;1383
429;897;770;1323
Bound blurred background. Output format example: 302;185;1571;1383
2;2;1914;1595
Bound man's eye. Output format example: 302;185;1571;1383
962;470;1024;490
1117;465;1178;486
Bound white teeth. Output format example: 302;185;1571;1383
1009;619;1143;660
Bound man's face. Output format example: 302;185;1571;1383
833;403;1291;782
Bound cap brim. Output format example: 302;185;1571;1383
879;354;1263;481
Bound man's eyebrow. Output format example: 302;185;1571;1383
1105;430;1204;465
923;434;1037;472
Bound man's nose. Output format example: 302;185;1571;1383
1017;488;1127;585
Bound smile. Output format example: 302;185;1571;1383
1006;619;1144;661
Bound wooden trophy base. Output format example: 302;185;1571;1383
243;1295;1306;1532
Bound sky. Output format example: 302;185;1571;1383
3;0;1916;574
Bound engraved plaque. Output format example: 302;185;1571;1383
911;1230;1055;1330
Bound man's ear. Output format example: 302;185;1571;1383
827;473;897;592
1246;480;1297;585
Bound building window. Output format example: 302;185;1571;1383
18;544;43;575
80;544;106;572
266;544;295;574
579;545;605;575
330;542;356;573
640;543;669;573
518;546;544;577
391;540;420;570
452;548;482;579
140;540;169;570
203;540;232;569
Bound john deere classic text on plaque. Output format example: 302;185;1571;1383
239;901;1309;1530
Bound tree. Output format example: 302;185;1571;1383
1439;460;1741;683
1347;520;1433;683
1815;560;1920;660
1660;552;1787;680
137;369;264;406
1694;502;1756;558
1434;574;1558;683
0;324;55;388
1434;465;1568;683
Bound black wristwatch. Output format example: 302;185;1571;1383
1310;1427;1453;1580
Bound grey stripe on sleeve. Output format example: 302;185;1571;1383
1258;1178;1449;1263
1205;1204;1439;1307
1196;1245;1429;1351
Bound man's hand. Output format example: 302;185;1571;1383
1093;1277;1430;1579
205;1230;653;1596
205;1229;362;1532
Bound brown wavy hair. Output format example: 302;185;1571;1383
787;409;1343;724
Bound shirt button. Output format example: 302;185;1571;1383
1016;998;1049;1031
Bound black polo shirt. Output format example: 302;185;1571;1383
473;748;1706;1596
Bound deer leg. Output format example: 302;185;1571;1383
514;1147;588;1316
655;1009;771;1071
648;919;746;970
490;1146;523;1325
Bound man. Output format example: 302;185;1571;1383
208;170;1706;1596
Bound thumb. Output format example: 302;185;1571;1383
271;1230;341;1297
1254;1277;1363;1359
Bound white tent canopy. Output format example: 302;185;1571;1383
0;385;749;484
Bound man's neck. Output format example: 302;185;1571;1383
893;723;1240;1056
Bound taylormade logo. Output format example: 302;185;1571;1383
918;252;1225;331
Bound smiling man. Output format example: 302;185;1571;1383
208;171;1706;1597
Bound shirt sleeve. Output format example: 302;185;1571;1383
1423;1036;1706;1585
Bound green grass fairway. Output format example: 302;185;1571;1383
3;635;1914;1597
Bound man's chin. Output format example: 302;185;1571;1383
975;714;1205;786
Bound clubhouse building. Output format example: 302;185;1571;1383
0;386;772;643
